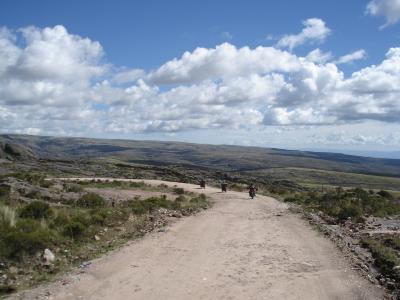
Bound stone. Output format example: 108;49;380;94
43;249;55;264
94;235;100;241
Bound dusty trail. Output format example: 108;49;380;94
14;179;384;300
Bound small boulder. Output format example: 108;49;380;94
43;249;55;264
94;235;100;241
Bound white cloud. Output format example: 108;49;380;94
112;68;145;84
276;18;331;50
366;0;400;28
334;49;366;64
306;48;333;63
1;23;400;144
148;43;301;85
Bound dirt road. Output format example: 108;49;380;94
14;179;384;299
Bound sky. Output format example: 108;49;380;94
0;0;400;157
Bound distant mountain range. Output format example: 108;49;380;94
1;134;400;178
303;148;400;160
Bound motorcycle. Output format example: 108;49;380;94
200;180;206;189
249;188;256;199
221;183;227;192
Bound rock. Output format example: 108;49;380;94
43;249;55;264
9;266;18;274
79;261;91;268
94;235;100;241
359;263;369;272
392;265;400;271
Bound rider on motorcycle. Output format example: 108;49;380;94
200;178;206;189
248;183;257;199
221;181;227;192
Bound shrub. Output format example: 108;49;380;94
337;203;363;222
14;172;45;185
0;219;55;259
0;205;17;228
189;195;208;209
76;193;105;208
19;201;52;219
175;195;186;202
51;210;70;227
63;221;85;239
173;188;185;195
362;238;400;280
90;210;107;225
171;201;181;210
64;183;83;193
70;212;91;227
24;189;41;199
377;190;393;200
0;185;10;198
130;201;147;215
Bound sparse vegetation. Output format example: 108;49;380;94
19;201;52;220
361;238;400;281
76;193;106;208
284;187;400;222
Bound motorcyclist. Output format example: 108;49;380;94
200;178;206;189
221;181;227;192
248;183;257;199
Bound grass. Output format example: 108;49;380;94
249;167;400;191
361;238;400;281
284;187;400;222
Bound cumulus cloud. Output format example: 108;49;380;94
112;68;145;84
334;49;366;64
1;23;400;140
147;43;301;85
306;48;333;63
276;18;331;50
366;0;400;28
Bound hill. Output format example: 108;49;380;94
1;134;400;191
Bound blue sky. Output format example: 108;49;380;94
1;0;396;70
0;0;400;157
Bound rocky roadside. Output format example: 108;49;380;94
291;205;400;299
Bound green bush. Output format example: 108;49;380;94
0;219;55;259
19;201;52;219
90;210;107;225
173;188;185;195
0;185;10;198
70;212;91;227
284;188;400;222
39;180;53;188
337;203;363;221
175;195;186;202
51;210;70;227
76;193;105;208
13;172;45;186
377;190;393;199
24;189;41;199
130;201;147;215
64;183;83;193
63;221;85;239
171;201;181;210
362;238;400;280
189;196;208;209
